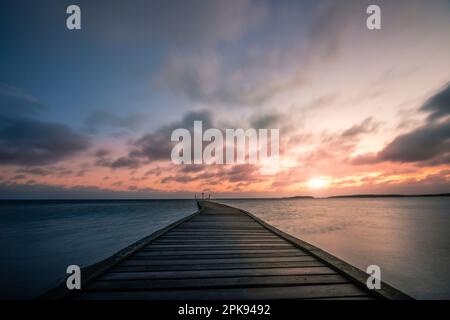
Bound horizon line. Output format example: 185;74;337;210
0;192;449;201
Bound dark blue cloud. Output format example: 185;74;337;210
99;110;214;169
354;83;450;165
420;82;450;121
0;86;90;166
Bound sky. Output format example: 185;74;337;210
0;0;449;199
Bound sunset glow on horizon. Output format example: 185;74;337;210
307;178;330;190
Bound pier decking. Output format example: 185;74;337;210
43;201;412;300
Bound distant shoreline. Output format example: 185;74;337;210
223;193;450;200
274;193;450;200
325;193;450;199
0;193;449;201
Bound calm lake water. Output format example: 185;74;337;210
219;197;450;299
0;197;449;299
0;200;197;299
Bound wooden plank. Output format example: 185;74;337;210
158;234;278;237
133;252;309;260
154;239;291;247
142;244;291;250
154;238;285;242
169;230;270;234
173;226;266;230
187;222;255;225
179;220;255;222
190;220;249;222
126;256;316;264
159;237;280;241
160;234;278;238
76;283;368;300
145;244;294;250
168;233;271;236
87;274;350;291
157;239;281;242
100;266;337;281
191;217;253;220
156;235;283;240
113;261;325;272
174;228;266;232
180;222;260;227
137;249;303;256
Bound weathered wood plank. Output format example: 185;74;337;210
137;249;304;256
176;228;265;231
126;256;316;264
169;230;270;234
154;238;286;242
160;234;277;238
114;261;325;272
153;240;288;245
168;233;271;236
133;252;309;260
174;226;266;229
191;218;247;220
87;274;350;291
76;283;368;300
181;222;260;226
183;224;257;227
159;237;279;241
145;244;294;250
100;266;337;281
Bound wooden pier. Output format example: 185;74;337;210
43;201;412;300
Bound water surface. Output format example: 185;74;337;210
0;200;197;299
1;197;449;299
219;197;450;299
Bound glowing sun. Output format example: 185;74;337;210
307;177;329;189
